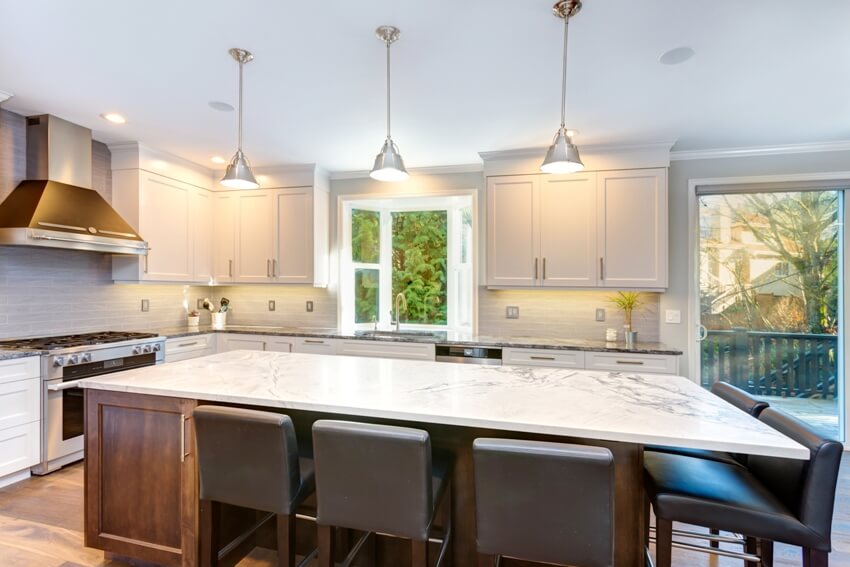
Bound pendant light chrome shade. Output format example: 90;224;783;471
221;48;259;189
540;0;585;174
370;26;409;182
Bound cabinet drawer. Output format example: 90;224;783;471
0;421;40;478
293;337;338;355
584;352;678;375
165;334;214;361
0;378;40;431
0;356;41;384
337;340;435;361
503;348;585;369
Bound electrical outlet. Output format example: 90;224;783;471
197;298;204;310
268;300;276;312
595;308;606;322
506;306;519;319
665;309;682;324
306;301;314;313
141;299;149;312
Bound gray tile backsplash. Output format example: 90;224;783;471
210;285;337;329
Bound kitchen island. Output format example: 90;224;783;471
80;351;806;567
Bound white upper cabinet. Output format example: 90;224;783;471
486;175;538;286
110;143;215;284
112;171;211;283
539;173;598;287
212;192;237;283
597;168;667;289
234;190;276;283
486;167;667;290
274;188;314;284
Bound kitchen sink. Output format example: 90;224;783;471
357;330;445;339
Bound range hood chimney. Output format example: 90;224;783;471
0;115;148;255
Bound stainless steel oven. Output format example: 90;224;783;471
0;332;166;475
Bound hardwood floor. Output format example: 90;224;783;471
0;457;848;566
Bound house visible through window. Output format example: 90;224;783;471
341;196;473;332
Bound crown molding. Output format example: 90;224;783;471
329;163;483;180
670;140;850;161
479;141;676;163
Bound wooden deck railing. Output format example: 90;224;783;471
700;329;838;399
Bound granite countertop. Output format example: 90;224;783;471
79;350;805;459
154;325;683;355
0;349;46;360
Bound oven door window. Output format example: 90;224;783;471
62;384;84;440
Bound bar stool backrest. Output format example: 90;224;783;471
710;381;769;417
194;406;302;515
312;420;435;541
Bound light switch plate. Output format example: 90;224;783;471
506;306;519;319
268;300;276;312
595;308;606;322
306;301;314;313
197;298;204;310
141;299;149;312
665;309;682;324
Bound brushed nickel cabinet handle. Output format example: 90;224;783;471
542;257;547;280
530;356;556;361
267;259;272;278
534;258;539;280
177;341;200;348
303;339;325;344
272;259;277;278
179;414;187;462
599;257;604;280
228;259;233;278
144;253;149;274
615;360;644;365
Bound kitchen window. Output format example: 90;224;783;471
341;195;474;332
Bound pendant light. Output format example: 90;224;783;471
221;48;259;189
370;26;409;182
540;0;585;174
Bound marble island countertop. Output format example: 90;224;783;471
79;350;805;459
154;324;683;355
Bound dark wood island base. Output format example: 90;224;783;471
85;389;646;567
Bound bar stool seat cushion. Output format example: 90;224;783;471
644;445;742;467
645;451;820;549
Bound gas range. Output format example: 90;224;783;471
0;331;167;475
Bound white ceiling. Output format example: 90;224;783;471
1;0;849;172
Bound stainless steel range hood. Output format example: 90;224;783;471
0;115;148;255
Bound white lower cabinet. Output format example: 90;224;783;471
336;340;435;361
266;338;296;353
293;337;338;355
165;334;215;363
584;351;679;375
0;356;41;483
502;348;585;369
216;334;299;353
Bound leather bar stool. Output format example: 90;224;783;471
473;438;614;567
312;420;453;567
194;406;316;567
646;407;843;567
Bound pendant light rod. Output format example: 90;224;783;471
553;0;581;130
228;48;253;151
376;26;400;140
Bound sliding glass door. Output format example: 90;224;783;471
697;188;843;439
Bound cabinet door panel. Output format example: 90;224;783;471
192;189;213;283
235;192;275;283
221;337;266;352
275;189;313;283
213;193;237;283
139;176;192;281
539;173;598;287
598;169;667;288
267;338;295;353
487;176;539;286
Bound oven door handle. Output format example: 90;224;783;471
47;379;86;392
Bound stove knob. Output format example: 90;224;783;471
68;354;79;365
142;344;152;353
153;343;162;352
82;353;92;363
53;356;65;367
132;346;142;355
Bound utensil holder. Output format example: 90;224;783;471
187;315;200;327
212;312;227;329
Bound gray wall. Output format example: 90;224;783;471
661;149;850;377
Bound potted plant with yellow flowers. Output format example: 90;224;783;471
608;291;643;347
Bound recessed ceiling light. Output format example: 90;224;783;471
659;47;695;66
208;100;235;112
210;156;227;164
100;112;127;124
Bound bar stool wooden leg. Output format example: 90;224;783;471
655;518;673;567
318;524;336;567
745;536;759;567
709;527;720;548
277;513;296;567
478;553;496;566
199;499;220;567
761;539;774;567
412;539;429;567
